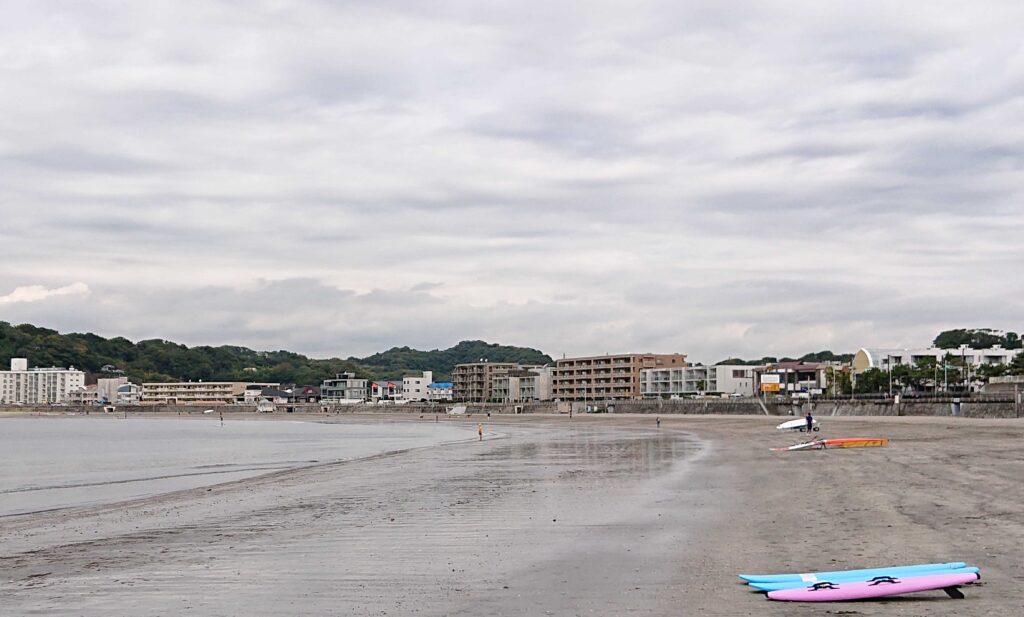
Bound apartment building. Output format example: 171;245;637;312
320;372;367;403
641;364;756;397
140;381;279;405
427;382;453;401
452;362;519;402
853;346;1021;374
0;358;86;404
491;366;553;402
403;371;433;401
553;353;686;402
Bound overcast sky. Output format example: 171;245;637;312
2;1;1023;362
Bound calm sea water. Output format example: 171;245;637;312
0;416;470;516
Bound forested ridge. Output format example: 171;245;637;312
0;322;552;384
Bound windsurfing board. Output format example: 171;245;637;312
776;418;820;432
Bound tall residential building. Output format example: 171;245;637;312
452;362;519;402
641;365;756;398
553;353;686;402
0;358;86;404
320;372;367;403
140;381;279;405
402;371;433;401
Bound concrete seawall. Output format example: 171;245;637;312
3;397;1020;419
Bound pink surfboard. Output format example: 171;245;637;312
767;572;979;602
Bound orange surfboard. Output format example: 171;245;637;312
772;438;889;451
823;438;889;448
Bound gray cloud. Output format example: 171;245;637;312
1;1;1023;362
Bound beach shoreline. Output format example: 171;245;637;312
2;413;1022;615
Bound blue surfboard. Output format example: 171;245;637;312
738;561;967;583
746;566;980;591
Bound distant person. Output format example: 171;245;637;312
656;416;661;428
477;423;484;441
805;411;813;433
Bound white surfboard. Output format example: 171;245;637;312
776;418;819;432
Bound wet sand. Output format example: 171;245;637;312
1;414;1022;616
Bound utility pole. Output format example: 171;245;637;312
887;355;893;397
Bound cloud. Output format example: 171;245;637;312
0;283;90;305
1;2;1023;361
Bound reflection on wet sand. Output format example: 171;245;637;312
0;417;704;617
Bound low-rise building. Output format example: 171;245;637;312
116;382;141;405
852;346;1020;374
288;385;320;403
403;371;433;401
754;362;831;395
0;358;86;404
642;364;757;398
140;381;279;405
68;384;100;405
320;372;367;403
427;382;453;401
983;375;1024;394
553;353;686;402
371;380;403;401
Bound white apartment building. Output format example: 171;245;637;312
0;358;86;404
402;371;433;401
853;346;1021;374
140;381;279;405
641;365;756;398
427;382;453;401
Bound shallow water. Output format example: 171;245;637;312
0;416;470;516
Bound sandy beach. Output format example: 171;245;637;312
2;413;1022;616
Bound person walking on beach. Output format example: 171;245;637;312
656;416;661;428
805;411;813;433
477;423;483;441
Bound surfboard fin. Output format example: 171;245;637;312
943;586;965;599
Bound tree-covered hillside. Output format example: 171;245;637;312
356;340;552;379
0;322;551;384
715;350;854;365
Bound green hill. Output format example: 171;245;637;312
356;340;553;379
0;322;552;384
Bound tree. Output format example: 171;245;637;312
933;328;1018;350
854;368;888;394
